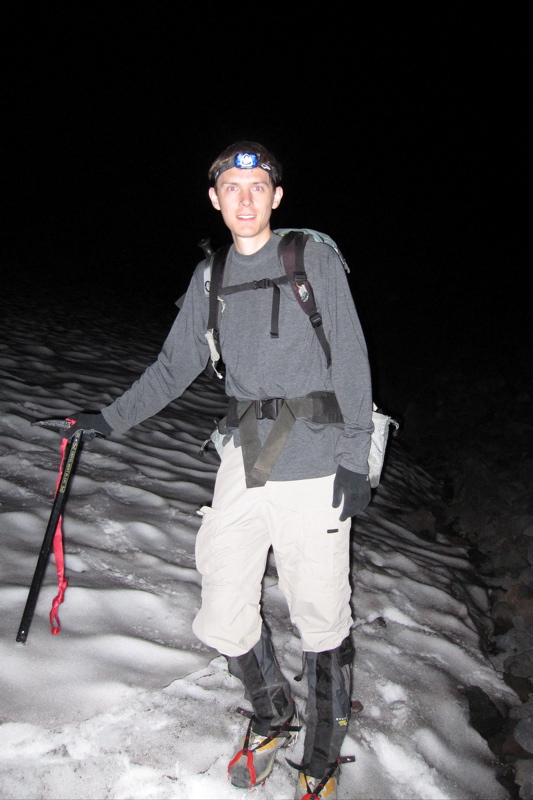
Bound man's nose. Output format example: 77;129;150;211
240;189;253;205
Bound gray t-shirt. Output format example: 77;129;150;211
103;233;373;480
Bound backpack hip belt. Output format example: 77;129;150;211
222;392;343;489
227;392;343;426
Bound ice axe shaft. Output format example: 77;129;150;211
16;430;83;643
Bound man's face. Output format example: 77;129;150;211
208;167;283;253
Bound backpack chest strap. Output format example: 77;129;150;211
219;275;288;294
219;274;290;339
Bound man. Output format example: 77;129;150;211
60;142;373;799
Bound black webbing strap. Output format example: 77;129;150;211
243;401;297;487
220;278;272;294
225;393;343;488
270;283;281;338
236;402;261;484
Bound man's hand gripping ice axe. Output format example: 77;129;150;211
16;413;111;643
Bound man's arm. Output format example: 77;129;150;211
102;262;211;434
320;246;373;518
321;248;373;475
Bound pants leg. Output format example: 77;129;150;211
266;472;353;653
192;439;271;656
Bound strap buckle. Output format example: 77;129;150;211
255;398;285;420
253;278;272;290
309;311;323;328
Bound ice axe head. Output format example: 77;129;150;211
32;416;108;441
198;237;215;259
32;418;73;432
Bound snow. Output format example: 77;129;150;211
0;295;517;799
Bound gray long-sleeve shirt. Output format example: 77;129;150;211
103;233;373;480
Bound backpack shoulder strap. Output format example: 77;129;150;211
204;243;231;379
207;244;231;332
278;231;332;367
275;227;350;273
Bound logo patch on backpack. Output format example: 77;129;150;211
297;283;309;302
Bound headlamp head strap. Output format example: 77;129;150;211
214;153;276;184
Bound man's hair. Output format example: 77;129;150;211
208;141;282;188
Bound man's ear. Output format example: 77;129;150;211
272;186;283;209
208;187;220;211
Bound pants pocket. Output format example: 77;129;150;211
195;506;219;577
300;509;351;583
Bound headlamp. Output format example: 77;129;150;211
235;153;259;170
214;153;275;183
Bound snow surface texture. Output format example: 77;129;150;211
0;298;517;799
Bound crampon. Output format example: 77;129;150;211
228;706;301;788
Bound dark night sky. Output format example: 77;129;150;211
2;4;529;408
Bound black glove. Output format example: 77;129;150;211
332;465;371;521
64;412;113;441
33;412;113;441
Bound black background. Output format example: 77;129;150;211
2;4;528;412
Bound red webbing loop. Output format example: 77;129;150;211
227;713;258;787
49;437;69;634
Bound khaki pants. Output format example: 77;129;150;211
193;438;353;657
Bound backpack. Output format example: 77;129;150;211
196;228;398;488
204;229;341;378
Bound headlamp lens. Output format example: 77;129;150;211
234;153;258;169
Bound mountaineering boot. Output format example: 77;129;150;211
229;706;300;788
292;756;355;799
226;624;299;788
294;769;337;799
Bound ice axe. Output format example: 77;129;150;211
16;421;84;643
175;237;216;310
197;236;215;259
